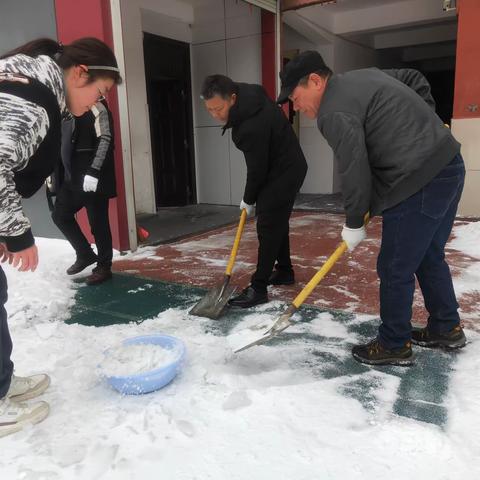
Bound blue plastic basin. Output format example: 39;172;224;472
101;334;186;395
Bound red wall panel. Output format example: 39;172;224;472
54;0;130;250
453;0;480;119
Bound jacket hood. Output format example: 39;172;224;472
0;54;67;117
222;83;266;133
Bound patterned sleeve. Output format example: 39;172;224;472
87;102;112;177
0;92;49;251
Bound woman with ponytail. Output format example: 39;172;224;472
0;37;121;437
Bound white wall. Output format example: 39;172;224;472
191;0;262;206
283;25;337;194
282;22;377;195
118;0;261;210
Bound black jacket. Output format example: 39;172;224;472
223;83;307;213
63;101;116;198
316;68;461;228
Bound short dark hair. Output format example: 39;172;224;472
200;74;237;100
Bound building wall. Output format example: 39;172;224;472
452;0;480;217
117;0;261;210
191;0;262;206
282;24;376;195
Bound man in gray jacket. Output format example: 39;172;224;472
277;50;466;366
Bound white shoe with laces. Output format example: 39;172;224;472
7;374;50;402
0;397;49;438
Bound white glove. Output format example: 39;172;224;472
240;199;255;217
341;225;366;251
83;175;98;193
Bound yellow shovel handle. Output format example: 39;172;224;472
292;241;347;308
292;213;370;309
226;209;247;276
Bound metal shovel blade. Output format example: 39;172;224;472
189;278;236;320
234;306;296;353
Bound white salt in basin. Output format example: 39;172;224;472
99;334;186;394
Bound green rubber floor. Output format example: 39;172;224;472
67;273;458;427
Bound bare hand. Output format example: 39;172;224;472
0;243;12;264
9;245;39;272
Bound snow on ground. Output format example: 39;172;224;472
1;235;480;479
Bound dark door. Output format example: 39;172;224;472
144;33;196;207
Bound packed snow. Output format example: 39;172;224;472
0;224;479;479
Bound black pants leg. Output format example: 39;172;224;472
84;195;112;268
275;226;293;272
52;185;96;260
0;267;13;399
251;201;295;293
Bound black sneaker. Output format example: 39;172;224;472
352;338;414;366
66;254;98;275
268;269;295;286
228;286;268;308
411;325;466;350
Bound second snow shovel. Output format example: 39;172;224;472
189;209;247;319
235;215;370;352
234;240;348;352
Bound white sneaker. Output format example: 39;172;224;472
7;374;50;402
0;397;49;438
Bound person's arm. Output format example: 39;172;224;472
235;122;270;206
319;112;371;228
82;102;112;193
383;68;436;111
87;102;112;177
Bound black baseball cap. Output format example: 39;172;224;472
277;50;329;104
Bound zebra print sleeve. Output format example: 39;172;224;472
0;92;50;251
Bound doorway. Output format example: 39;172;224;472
143;32;196;207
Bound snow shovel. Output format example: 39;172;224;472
234;214;370;352
189;209;247;319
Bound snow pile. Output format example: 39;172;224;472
450;221;480;259
0;236;479;479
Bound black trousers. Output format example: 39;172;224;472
0;267;13;399
250;200;295;293
52;184;113;268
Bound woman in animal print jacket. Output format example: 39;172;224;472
0;37;121;438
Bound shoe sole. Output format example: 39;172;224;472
9;375;51;403
411;338;466;350
0;402;49;438
352;352;415;366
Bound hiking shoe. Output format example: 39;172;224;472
411;325;466;350
85;266;112;286
352;338;414;366
228;286;268;308
7;374;50;402
0;397;49;438
268;269;295;286
66;254;97;275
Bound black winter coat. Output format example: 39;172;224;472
223;83;307;213
64;101;116;198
